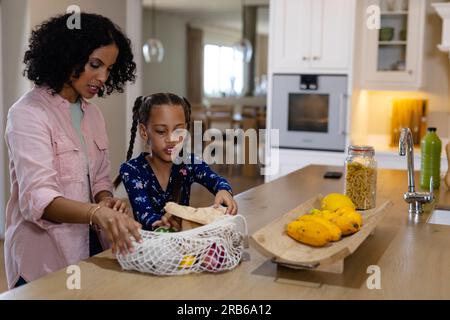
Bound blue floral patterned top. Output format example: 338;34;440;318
120;152;233;230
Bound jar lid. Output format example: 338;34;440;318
348;145;375;156
427;127;437;132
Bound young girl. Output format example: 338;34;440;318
115;93;238;231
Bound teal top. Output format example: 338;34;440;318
70;99;91;200
70;100;87;155
70;100;100;251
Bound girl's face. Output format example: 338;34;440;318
60;43;119;102
140;104;187;163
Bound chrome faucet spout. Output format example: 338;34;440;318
399;128;415;193
398;127;434;215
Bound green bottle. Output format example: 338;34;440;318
420;127;442;189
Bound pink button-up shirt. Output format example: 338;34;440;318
4;86;113;289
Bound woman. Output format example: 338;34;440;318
4;12;142;289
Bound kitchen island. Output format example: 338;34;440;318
2;165;450;299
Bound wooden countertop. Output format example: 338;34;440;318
2;165;450;299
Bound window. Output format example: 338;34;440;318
203;44;243;97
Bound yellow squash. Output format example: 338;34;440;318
298;214;342;241
309;208;322;215
321;193;356;211
287;220;331;247
335;206;363;228
329;215;360;236
310;209;340;222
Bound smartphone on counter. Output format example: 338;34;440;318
323;171;343;179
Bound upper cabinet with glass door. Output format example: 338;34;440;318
361;0;426;90
269;0;356;74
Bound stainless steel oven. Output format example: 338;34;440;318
271;74;348;151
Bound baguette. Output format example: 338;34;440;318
164;202;227;225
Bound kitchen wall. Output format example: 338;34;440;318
352;0;450;144
349;0;367;142
1;0;31;239
142;9;187;97
1;0;143;238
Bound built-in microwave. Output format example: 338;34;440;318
271;74;348;152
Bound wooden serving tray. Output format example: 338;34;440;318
251;195;392;273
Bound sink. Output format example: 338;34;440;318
427;208;450;226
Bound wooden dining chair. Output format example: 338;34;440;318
206;105;235;133
190;103;209;133
204;105;241;176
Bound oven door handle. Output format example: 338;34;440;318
338;93;347;135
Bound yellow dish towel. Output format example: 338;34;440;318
390;99;427;146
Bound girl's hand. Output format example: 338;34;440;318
93;207;142;255
99;197;133;219
213;190;238;215
151;214;182;231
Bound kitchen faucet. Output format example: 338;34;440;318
399;128;434;214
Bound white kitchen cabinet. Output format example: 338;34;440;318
361;0;426;90
264;148;346;182
265;148;449;183
270;0;355;74
376;150;448;172
433;3;450;55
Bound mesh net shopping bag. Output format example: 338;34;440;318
116;214;248;276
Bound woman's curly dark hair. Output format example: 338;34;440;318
23;12;136;96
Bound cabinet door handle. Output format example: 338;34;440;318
408;70;413;75
312;56;321;61
302;56;310;61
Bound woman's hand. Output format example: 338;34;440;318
99;197;133;219
151;214;182;231
93;206;142;255
213;190;238;215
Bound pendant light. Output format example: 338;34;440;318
232;0;253;63
143;0;164;63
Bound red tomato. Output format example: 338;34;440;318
201;243;227;271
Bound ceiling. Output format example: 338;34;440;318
142;0;270;34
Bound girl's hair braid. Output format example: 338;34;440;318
126;96;144;161
113;96;143;188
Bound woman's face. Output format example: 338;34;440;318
60;43;119;102
140;104;187;163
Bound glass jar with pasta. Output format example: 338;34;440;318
344;145;377;210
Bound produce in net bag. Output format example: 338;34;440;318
116;214;248;275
